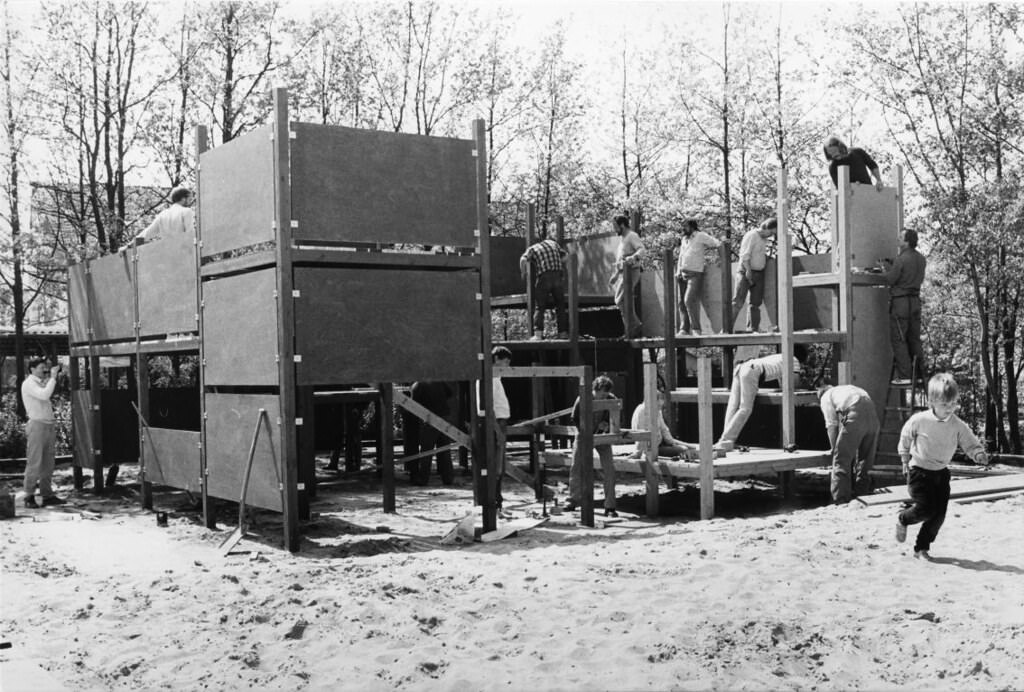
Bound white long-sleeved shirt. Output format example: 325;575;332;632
738;229;768;271
677;231;721;274
136;204;194;243
898;409;984;471
476;377;510;420
630;402;673;451
21;375;56;422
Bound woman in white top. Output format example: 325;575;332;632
675;218;722;336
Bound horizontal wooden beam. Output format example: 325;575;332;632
493;365;587;380
393;389;472;447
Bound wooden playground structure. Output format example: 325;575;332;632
67;87;906;549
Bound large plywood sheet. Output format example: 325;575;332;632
203;268;279;386
851;285;892;420
137;231;198;337
793;254;834;331
68;264;90;344
199;125;276;258
143;428;201;492
71;390;94;468
88;252;136;341
205;392;284;511
831;186;901;270
293;267;481;384
490;236;525;297
575;233;618;297
290;124;476;247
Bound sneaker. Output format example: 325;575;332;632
24;496;39;509
914;549;931;561
895;519;907;543
557;331;569;339
528;334;543;341
562;499;579;512
41;495;67;506
891;378;912;386
675;330;689;338
713;440;735;453
603;508;618;518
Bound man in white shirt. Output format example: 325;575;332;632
731;218;776;332
21;358;65;508
477;346;512;512
134;186;195;244
817;383;879;503
610;214;645;340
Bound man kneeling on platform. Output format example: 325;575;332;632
816;383;879;503
564;375;620;517
714;344;809;453
629;388;695;461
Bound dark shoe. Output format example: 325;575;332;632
563;499;579;512
24;496;39;509
603;508;618;518
41;495;67;506
914;549;931;561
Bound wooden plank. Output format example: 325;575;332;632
293;267;481;385
953;490;1024;505
71;390;94;470
198;124;275;258
137;230;198;338
203;267;279;386
142;428;202;492
492;365;587;379
68;263;90;343
290;123;476;247
290;247;480;270
669;387;821;406
698;355;715;519
491;235;526;298
70;338;199;357
88;252;136;341
857;474;1024;506
393;389;472;447
473;119;495;533
641;363;660;516
579;367;595;527
204;393;283;511
200;249;276;278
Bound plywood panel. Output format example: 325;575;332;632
68;264;90;344
293;267;481;384
205;393;283;511
199;125;276;258
143;428;201;492
101;390;139;462
290;124;476;247
490;236;525;297
71;390;94;468
575;233;617;297
203;268;279;386
137;231;198;337
89;252;136;341
851;285;892;420
831;187;901;270
792;255;834;332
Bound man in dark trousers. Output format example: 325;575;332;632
401;381;456;485
882;228;927;384
519;222;569;340
823;136;884;190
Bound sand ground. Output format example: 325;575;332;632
2;458;1023;691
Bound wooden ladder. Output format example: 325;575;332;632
874;358;927;472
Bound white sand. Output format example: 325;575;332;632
2;465;1023;691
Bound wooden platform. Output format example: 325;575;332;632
543;446;831;480
668;387;821;406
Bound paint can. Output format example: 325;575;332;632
156;511;169;527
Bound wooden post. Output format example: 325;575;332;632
579;366;595;527
698;355;715;519
719;244;734;385
567;251;580;364
88;353;103;493
193;124;215;529
296;386;316;516
270;88;300;551
474;119;497;533
663;247;677;431
69;356;84;490
642;362;660;517
777;167;795;450
379;383;395;512
526;203;536;338
345;405;362;472
836;165;854;383
138;353;152;510
529;361;543;487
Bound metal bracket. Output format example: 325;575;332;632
293;355;302;363
295;417;303;426
292;289;300;298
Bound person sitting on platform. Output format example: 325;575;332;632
401;381;456;486
823;136;884;191
564;375;620;517
520;222;569;340
630;388;695;460
731;218;776;333
880;228;927;384
714;343;809;453
477;346;512;512
816;383;879;503
675;217;722;337
132;186;195;244
610;213;645;340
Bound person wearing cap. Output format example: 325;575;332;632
520;222;569;340
134;186;195;244
816;383;879;503
21;358;66;508
730;218;776;333
823;136;884;191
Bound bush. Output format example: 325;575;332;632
0;391;73;459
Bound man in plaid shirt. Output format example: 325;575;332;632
520;224;569;340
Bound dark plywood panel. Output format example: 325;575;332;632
793;255;834;332
293;267;480;384
205;392;284;511
290;123;476;247
199;125;276;258
143;428;201;492
490;236;525;297
71;390;94;468
575;232;618;297
101;390;139;462
137;231;198;337
89;252;136;341
203;268;279;386
69;264;90;344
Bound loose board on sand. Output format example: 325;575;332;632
857;474;1024;506
481;516;549;543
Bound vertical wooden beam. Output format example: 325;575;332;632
526;203;536;338
567;251;580;364
662;247;677;431
138;354;152;510
642;362;660;517
836;165;854;385
194;124;215;529
88;354;103;493
474;119;497;533
777;167;795;449
69;356;84;490
296;386;316;518
578;366;595;527
379;383;395;512
698;354;715;519
270;88;300;552
529;361;543;485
